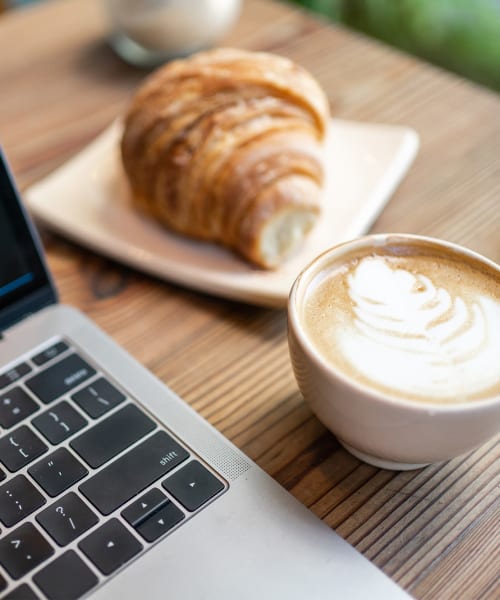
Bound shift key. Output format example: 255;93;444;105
79;431;189;515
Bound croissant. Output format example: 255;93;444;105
121;48;330;268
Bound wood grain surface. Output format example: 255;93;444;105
1;1;499;598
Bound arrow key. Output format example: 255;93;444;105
121;488;168;528
78;518;142;575
136;502;184;543
162;460;225;512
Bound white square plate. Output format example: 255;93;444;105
26;119;418;307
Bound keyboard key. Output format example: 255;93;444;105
162;460;225;512
71;404;155;468
136;501;184;543
37;492;99;546
78;518;142;576
0;571;6;592
4;583;40;599
0;522;53;579
31;341;69;367
0;467;5;481
121;487;168;527
28;448;88;497
71;378;126;419
0;362;32;390
32;401;87;444
79;431;189;515
0;387;39;429
25;354;96;404
33;550;98;600
0;474;46;527
0;426;47;472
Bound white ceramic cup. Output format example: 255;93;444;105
103;0;242;67
287;234;500;470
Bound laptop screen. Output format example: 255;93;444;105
0;148;56;330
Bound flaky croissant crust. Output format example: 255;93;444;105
121;48;330;268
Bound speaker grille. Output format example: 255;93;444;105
202;440;251;481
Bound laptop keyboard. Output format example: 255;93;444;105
0;339;227;599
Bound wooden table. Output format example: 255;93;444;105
1;1;499;598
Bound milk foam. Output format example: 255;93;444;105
336;256;500;401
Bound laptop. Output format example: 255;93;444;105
0;147;411;599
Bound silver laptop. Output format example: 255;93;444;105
0;148;411;599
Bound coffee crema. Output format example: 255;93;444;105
302;243;500;404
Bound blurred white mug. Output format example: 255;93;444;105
103;0;242;66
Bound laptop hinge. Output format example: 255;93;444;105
0;284;58;336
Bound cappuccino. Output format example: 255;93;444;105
301;239;500;404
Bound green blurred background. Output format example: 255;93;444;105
289;0;500;92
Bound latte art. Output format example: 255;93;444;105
303;249;500;403
339;257;500;400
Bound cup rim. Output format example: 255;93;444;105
288;233;500;413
